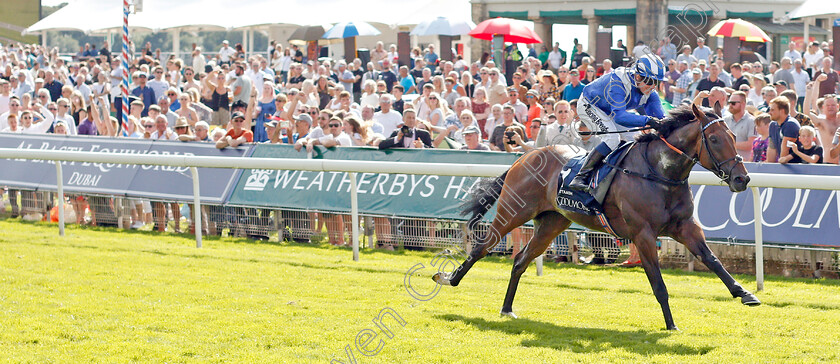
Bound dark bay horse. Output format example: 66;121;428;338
433;104;760;330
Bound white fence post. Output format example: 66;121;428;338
350;172;360;262
191;167;202;248
536;254;544;276
55;161;65;237
752;187;764;291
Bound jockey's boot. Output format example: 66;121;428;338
568;149;607;192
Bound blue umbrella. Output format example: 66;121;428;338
322;21;381;39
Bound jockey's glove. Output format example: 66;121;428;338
645;117;663;132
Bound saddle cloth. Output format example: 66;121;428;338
556;141;634;216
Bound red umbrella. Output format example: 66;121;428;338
468;17;543;44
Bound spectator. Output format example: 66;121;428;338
536;100;580;147
490;105;527;151
216;111;253;148
758;86;777;112
803;41;824;72
659;37;677;64
783;125;823;164
504;87;528;127
692;37;712;64
723;91;756;160
676;45;697;65
804;75;840;164
147;66;169;102
149;114;178;140
378;60;398;92
378;109;432;149
752;113;771;162
546;42;566;72
663;60;681;104
773;57;796;87
696;64;725;107
130;71;155;117
812;57;840;98
459;125;489;151
790;59;811;110
563;69;584;102
766;96;799;163
783;42;802;63
632;41;650;60
482;68;507;107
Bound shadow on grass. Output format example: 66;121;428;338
435;314;712;356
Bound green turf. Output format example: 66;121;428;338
1;219;839;363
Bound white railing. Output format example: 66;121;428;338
2;147;840;291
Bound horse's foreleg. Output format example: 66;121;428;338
636;230;678;330
674;221;760;306
500;211;570;318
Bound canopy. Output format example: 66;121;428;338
25;0;471;34
787;0;840;19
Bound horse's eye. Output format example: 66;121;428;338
709;135;719;144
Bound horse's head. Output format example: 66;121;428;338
690;103;750;192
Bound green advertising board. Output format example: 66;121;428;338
228;145;522;219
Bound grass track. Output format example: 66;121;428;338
1;219;839;363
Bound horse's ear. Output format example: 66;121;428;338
713;100;723;117
691;103;706;121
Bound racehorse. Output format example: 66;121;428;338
433;104;760;330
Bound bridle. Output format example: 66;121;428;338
658;116;743;183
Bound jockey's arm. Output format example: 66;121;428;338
642;92;666;119
607;81;656;128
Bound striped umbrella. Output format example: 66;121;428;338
707;18;772;43
322;21;381;39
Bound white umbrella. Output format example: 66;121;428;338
322;21;381;39
410;16;475;36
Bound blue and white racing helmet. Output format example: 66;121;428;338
633;54;667;82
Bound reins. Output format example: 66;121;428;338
610;116;740;186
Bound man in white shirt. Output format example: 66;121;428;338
147;66;170;102
192;47;206;72
0;80;10;116
218;40;236;66
245;61;268;98
783;42;802;63
803;41;825;71
547;43;565;72
14;72;32;99
149;114;178;140
304;116;352;150
692;37;712;64
790;59;811;110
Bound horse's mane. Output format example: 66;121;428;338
635;105;716;143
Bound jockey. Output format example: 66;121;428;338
568;53;668;192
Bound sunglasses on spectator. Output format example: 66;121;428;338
144;124;154;128
328;123;341;127
233;119;245;123
308;111;318;115
728;101;740;105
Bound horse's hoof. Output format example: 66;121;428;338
666;325;680;331
432;272;452;286
500;310;518;319
741;293;761;306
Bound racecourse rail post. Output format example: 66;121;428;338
751;187;764;291
536;254;543;276
350;172;360;262
190;167;202;248
55;161;65;236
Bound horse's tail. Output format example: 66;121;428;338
460;169;508;235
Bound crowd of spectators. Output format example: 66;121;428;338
1;35;839;240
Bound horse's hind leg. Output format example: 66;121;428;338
501;211;571;318
434;192;535;287
673;220;760;305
